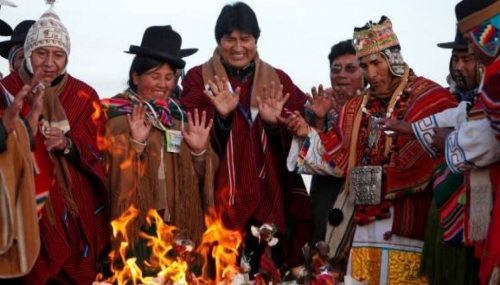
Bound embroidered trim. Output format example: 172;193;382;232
412;116;438;158
445;130;470;173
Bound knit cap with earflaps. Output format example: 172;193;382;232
24;4;70;74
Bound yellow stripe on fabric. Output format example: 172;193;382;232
350;247;382;285
350;247;428;285
387;250;428;285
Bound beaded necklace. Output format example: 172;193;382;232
358;68;412;165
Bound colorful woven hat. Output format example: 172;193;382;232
456;0;500;33
353;16;405;77
353;16;400;59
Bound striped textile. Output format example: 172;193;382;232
317;72;458;239
479;57;500;140
0;72;110;284
180;63;312;267
101;91;185;127
432;163;465;243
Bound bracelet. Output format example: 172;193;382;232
130;138;147;146
191;149;206;157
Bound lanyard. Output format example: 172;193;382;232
227;82;254;126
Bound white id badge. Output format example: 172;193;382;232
166;130;183;153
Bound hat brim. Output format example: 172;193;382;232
0;20;13;36
126;45;186;69
0;38;22;59
179;48;198;58
437;41;468;50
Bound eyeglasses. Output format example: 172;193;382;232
330;64;359;74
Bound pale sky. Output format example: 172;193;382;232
1;0;459;189
1;0;458;98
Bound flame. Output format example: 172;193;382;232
198;209;243;284
96;206;244;285
92;100;102;121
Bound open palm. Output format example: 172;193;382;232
204;76;240;119
181;109;213;154
127;104;152;143
306;84;333;119
256;82;290;125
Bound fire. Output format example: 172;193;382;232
198;209;243;284
95;206;243;285
92;100;102;121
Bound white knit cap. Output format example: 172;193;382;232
24;7;70;73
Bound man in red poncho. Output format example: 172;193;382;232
0;4;110;284
180;1;312;277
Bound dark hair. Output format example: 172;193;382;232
127;55;173;92
328;39;356;66
214;2;261;44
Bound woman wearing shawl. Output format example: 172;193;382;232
101;25;218;272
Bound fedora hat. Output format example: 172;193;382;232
0;20;35;58
126;25;195;70
437;28;469;50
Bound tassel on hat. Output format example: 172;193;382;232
24;0;70;73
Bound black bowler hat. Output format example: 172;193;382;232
456;0;500;33
126;25;196;70
437;28;469;50
0;20;35;58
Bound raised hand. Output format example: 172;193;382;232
127;104;152;143
277;110;309;138
331;85;352;114
2;85;31;134
204;76;240;119
181;109;214;154
25;83;45;136
305;84;333;119
255;82;290;126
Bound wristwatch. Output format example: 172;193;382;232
63;137;72;155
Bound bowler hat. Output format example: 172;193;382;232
437;28;469;50
126;25;193;69
0;20;35;58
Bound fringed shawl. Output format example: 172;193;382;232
0;119;40;278
104;93;218;248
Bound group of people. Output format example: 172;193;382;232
0;0;499;285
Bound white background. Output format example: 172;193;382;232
1;0;459;189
